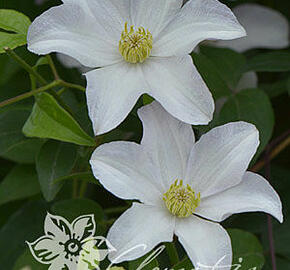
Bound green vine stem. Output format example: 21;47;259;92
0;79;86;109
251;134;290;172
46;55;60;80
4;47;47;85
0;81;61;108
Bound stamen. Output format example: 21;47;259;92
119;22;153;64
163;180;201;218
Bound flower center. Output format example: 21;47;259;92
119;22;153;64
163;180;201;218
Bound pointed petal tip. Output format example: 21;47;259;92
275;198;284;224
240;26;247;38
235;121;259;133
92;120;123;136
278;212;284;223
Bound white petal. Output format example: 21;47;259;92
235;72;258;92
142;56;214;125
72;214;96;241
62;0;131;24
196;171;283;223
28;3;122;68
130;0;183;38
185;122;259;197
138;101;195;191
107;203;175;263
175;215;232;270
90;141;162;205
153;0;246;56
215;4;289;52
85;63;145;135
57;53;89;73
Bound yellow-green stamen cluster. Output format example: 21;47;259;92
119;22;153;64
163;180;201;218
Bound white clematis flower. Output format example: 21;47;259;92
28;0;246;135
90;102;283;269
215;3;289;52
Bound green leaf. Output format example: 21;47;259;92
246;51;290;72
23;92;96;146
0;54;20;85
219;89;275;160
199;46;246;90
172;257;194;270
261;77;290;98
228;229;265;270
13;248;47;270
54;171;100;186
1;139;44;163
0;201;24;229
0;9;31;53
36;140;77;202
0;105;44;164
51;198;104;223
34;56;48;69
143;94;154;105
192;52;231;100
0;165;40;206
128;251;159;270
0;201;48;269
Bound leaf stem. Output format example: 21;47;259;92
73;179;78;199
166;242;179;266
60;80;86;92
4;47;47;85
0;81;61;108
29;74;37;91
251;134;290;172
0;79;87;109
79;181;88;198
46;55;60;80
57;87;67;96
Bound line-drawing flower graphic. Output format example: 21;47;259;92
27;0;246;135
90;101;283;270
27;213;115;270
